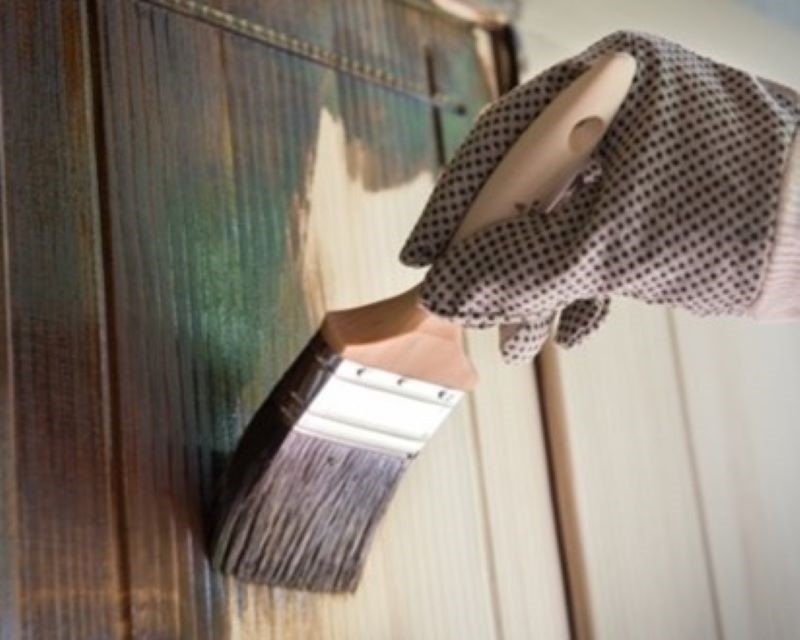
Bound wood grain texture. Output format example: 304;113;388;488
466;330;571;640
0;1;124;638
1;1;567;636
516;10;800;640
539;302;720;640
670;313;800;640
95;2;323;634
295;95;498;639
87;0;566;637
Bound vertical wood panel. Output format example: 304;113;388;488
300;96;497;638
466;330;571;640
96;3;324;635
539;302;720;640
671;313;800;640
0;1;124;638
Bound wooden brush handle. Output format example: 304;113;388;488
323;52;637;390
451;51;637;242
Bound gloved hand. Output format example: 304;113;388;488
400;30;800;363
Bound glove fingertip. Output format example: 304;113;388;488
398;241;434;268
499;315;555;364
555;297;611;348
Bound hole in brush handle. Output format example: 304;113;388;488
569;116;606;153
451;51;637;244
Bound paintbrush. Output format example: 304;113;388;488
210;51;637;592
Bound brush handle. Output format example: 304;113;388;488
323;52;637;390
451;51;637;242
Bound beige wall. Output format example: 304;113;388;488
516;0;800;85
515;3;800;639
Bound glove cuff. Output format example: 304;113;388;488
747;126;800;320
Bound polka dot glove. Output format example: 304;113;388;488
400;31;800;363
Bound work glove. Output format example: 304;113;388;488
400;30;800;363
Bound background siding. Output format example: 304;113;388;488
517;3;800;638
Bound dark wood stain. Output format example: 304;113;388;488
1;1;124;638
1;0;502;636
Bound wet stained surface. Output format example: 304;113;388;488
79;0;491;637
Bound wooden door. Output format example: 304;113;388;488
1;1;570;638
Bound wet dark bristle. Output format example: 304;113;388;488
210;332;410;592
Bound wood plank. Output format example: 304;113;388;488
94;2;325;635
466;330;571;640
513;26;719;638
0;1;124;638
298;101;497;640
671;313;800;640
232;10;511;639
664;22;800;640
539;302;720;640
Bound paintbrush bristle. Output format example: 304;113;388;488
210;332;411;592
213;429;407;591
210;330;461;592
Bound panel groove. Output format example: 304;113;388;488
536;352;585;640
666;312;725;640
465;387;508;640
85;0;135;636
0;30;21;640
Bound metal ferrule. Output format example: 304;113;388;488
293;357;463;458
